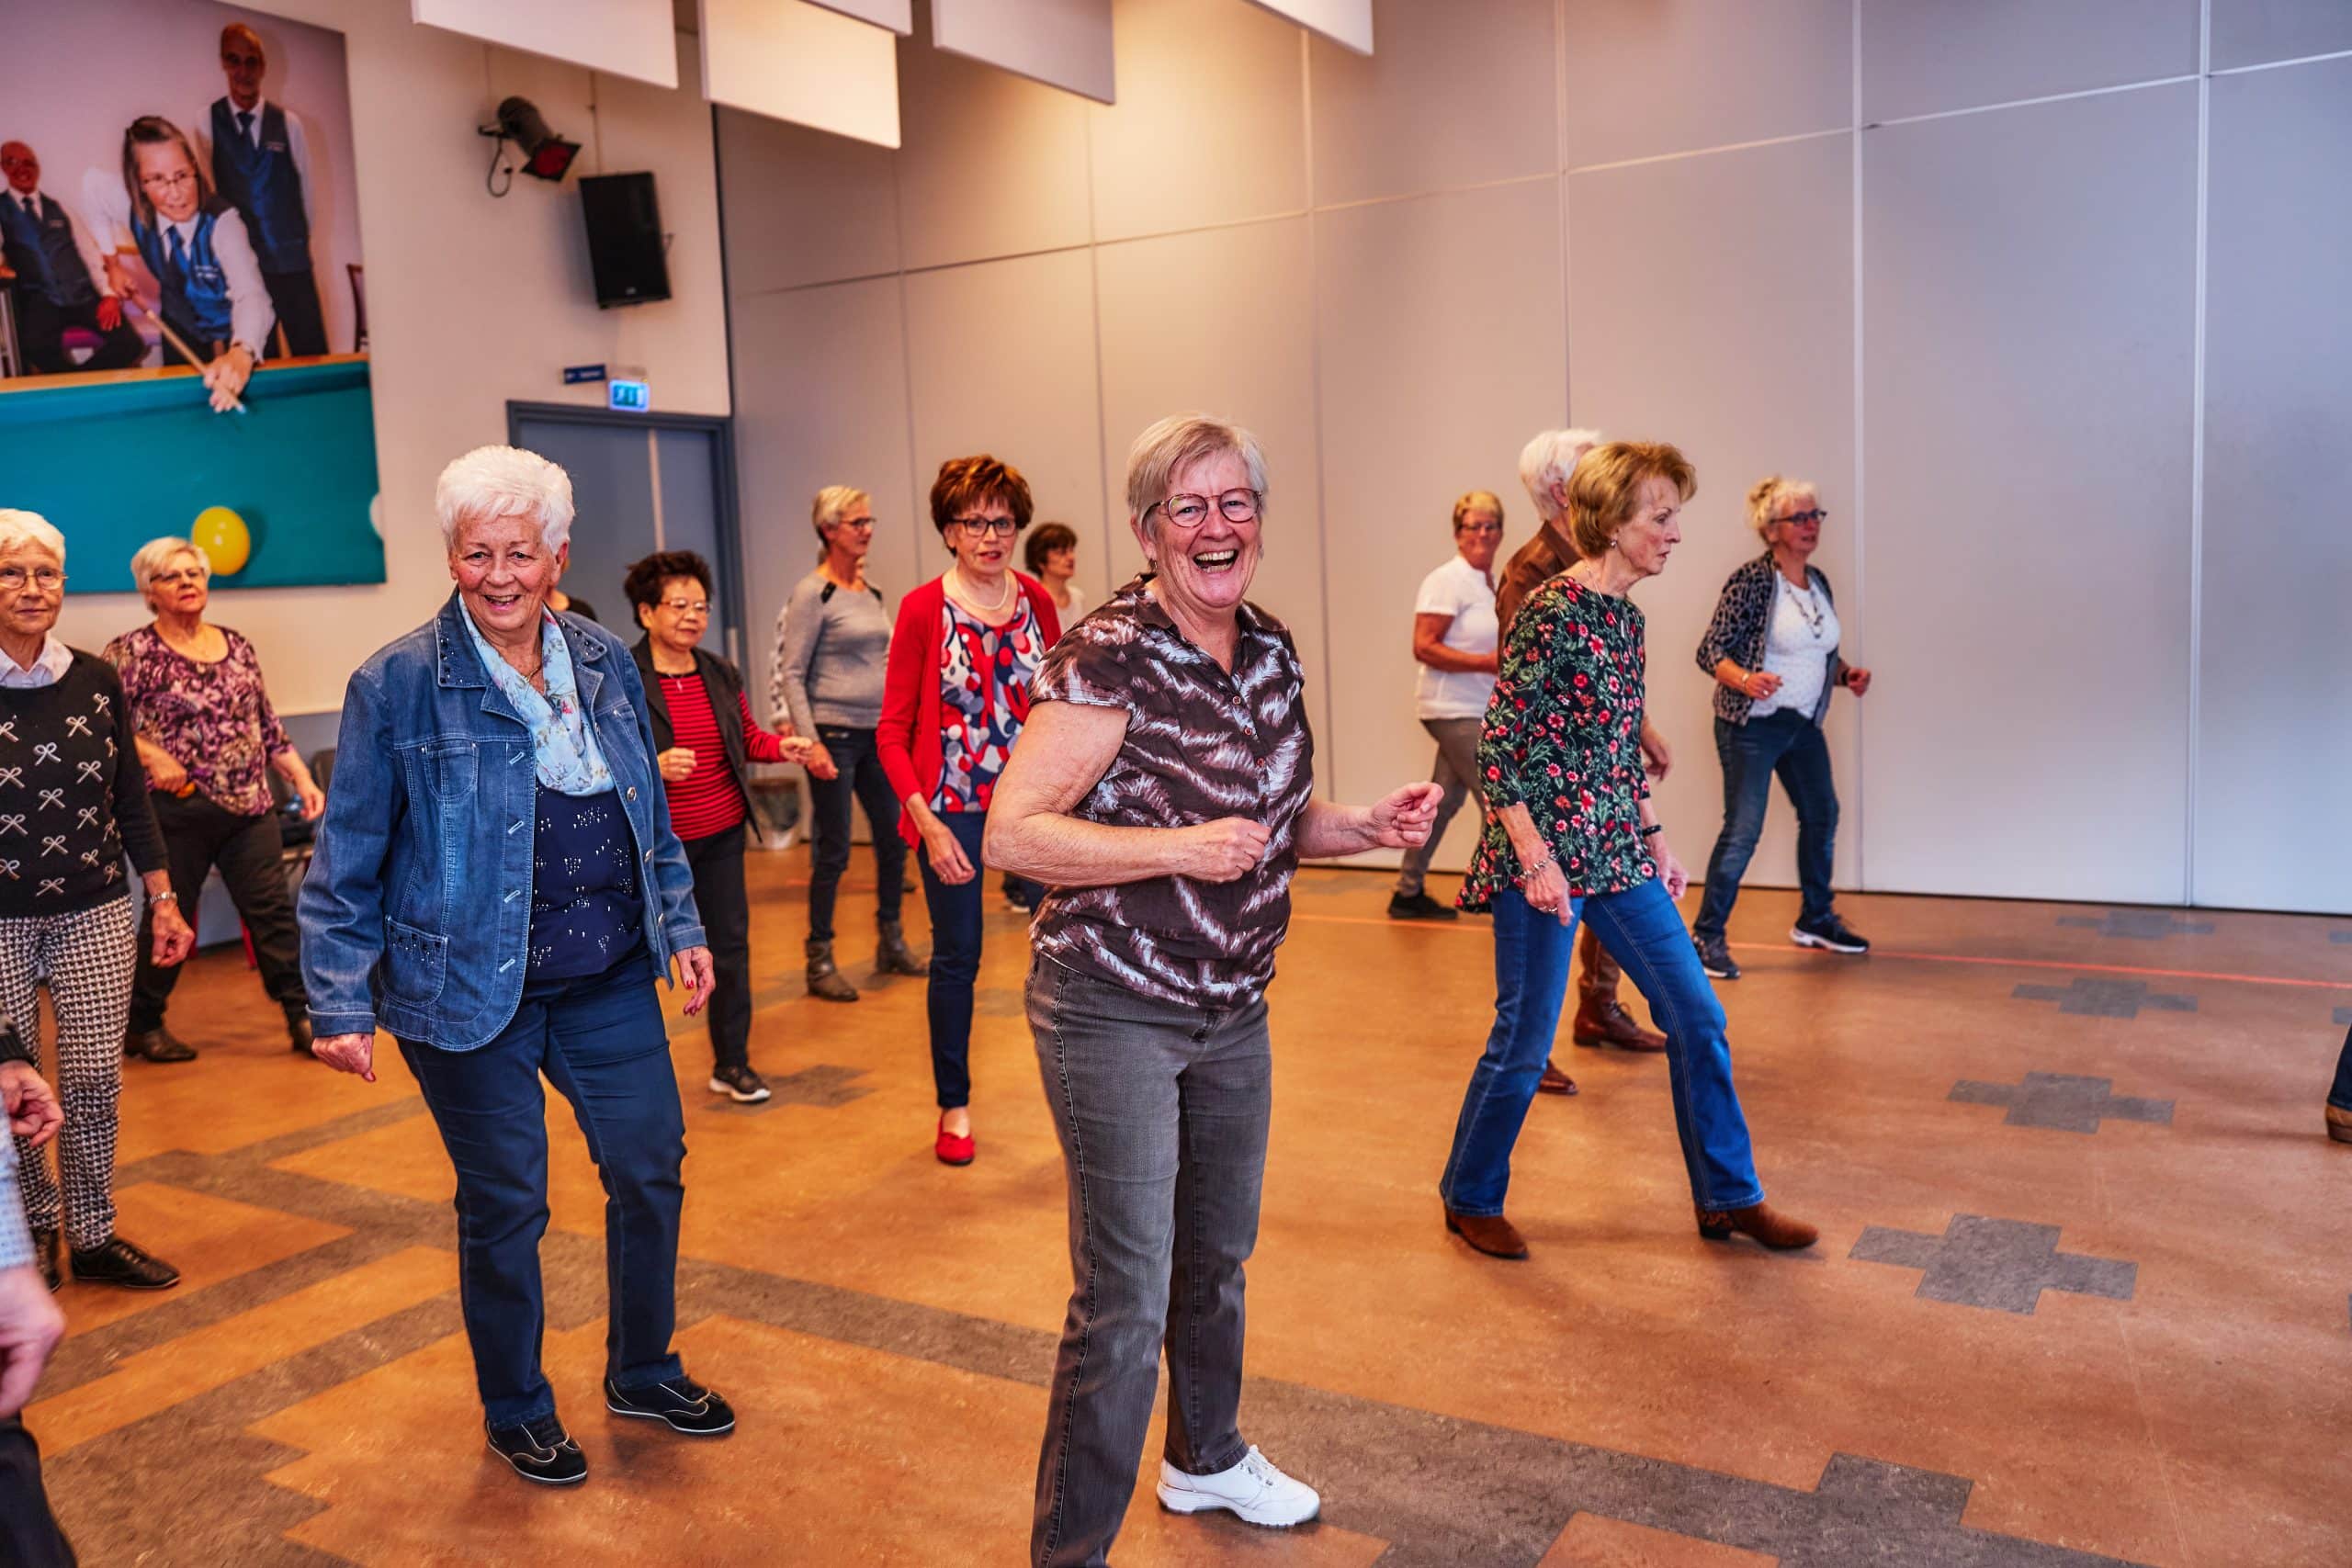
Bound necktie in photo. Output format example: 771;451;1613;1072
168;225;187;284
238;110;255;144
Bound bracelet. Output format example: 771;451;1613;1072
1516;844;1557;885
149;891;178;905
1638;824;1663;840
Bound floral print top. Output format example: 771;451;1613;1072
103;624;292;818
933;592;1043;814
1459;574;1656;910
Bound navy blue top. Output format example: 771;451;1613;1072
527;786;643;980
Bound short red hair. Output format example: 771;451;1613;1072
929;454;1034;536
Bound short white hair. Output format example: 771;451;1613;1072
435;445;574;552
130;536;207;594
0;510;65;565
1518;428;1604;522
1124;413;1270;524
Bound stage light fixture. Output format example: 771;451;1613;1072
478;96;580;195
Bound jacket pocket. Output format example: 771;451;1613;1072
383;917;448;1004
420;738;477;801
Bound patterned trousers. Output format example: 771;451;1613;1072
0;897;136;1251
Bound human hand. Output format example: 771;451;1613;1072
1651;836;1689;900
1640;727;1672;782
1367;782;1443;849
297;778;326;820
151;900;196;966
0;1060;62;1148
202;344;254;413
1741;669;1781;701
657;747;696;784
146;751;189;795
312;1032;376;1083
1182;818;1272;882
0;1262;67;1417
1521;861;1573;926
674;945;716;1015
798;739;837;781
97;294;124;332
922;818;975;885
1843;666;1871;696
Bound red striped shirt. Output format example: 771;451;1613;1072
657;672;787;841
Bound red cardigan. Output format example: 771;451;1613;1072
876;571;1063;846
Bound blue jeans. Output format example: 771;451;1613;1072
918;810;988;1109
1693;709;1839;942
1440;879;1763;1217
2329;1024;2352;1111
806;725;907;944
399;952;687;1426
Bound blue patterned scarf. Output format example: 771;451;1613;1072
462;605;615;796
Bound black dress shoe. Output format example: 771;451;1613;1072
487;1413;588;1485
288;1016;316;1055
70;1235;181;1290
30;1226;59;1292
604;1373;735;1435
1386;891;1460;921
122;1027;197;1063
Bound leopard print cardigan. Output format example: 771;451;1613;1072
1693;552;1848;727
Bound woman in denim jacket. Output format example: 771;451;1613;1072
298;446;727;1489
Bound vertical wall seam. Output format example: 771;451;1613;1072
1850;0;1868;893
1555;0;1572;422
1082;104;1114;604
2186;0;2211;907
891;131;922;579
1300;27;1338;804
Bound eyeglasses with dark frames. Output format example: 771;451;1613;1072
951;515;1019;537
1778;509;1828;525
1148;490;1261;529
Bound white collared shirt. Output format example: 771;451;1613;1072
0;635;74;689
200;95;314;195
156;204;272;360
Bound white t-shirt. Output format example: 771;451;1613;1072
1749;571;1839;718
1412;553;1498;719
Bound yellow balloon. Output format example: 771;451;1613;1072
191;506;251;577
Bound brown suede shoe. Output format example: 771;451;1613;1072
1536;1060;1578;1096
2327;1104;2352;1145
1572;998;1666;1053
1696;1201;1818;1250
1444;1209;1530;1260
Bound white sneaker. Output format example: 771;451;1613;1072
1156;1446;1321;1528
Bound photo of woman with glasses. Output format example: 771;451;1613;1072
119;116;274;414
876;456;1061;1168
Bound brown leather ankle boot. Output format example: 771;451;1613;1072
806;941;859;1002
1573;996;1667;1053
1444;1209;1530;1260
1695;1201;1818;1250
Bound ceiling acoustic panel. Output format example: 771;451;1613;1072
699;0;901;149
804;0;913;32
931;0;1115;104
413;0;679;86
1244;0;1372;55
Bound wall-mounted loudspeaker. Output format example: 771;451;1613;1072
580;172;671;310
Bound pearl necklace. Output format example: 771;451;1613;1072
953;568;1013;615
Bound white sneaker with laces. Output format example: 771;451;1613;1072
1156;1446;1320;1528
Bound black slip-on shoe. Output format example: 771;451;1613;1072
1386;891;1460;921
487;1414;588;1485
122;1027;197;1063
605;1374;735;1435
69;1235;180;1290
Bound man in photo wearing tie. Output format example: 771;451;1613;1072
119;117;271;414
0;141;145;377
203;23;323;358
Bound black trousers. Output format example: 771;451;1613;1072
683;822;752;1071
130;792;307;1033
11;290;144;375
261;268;326;357
0;1416;77;1566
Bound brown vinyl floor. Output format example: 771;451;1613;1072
23;849;2352;1565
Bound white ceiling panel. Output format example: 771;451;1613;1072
932;0;1115;104
414;0;680;86
699;0;901;149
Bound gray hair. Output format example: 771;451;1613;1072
810;484;870;558
0;510;65;565
435;445;574;552
130;536;208;594
1747;473;1818;540
1124;413;1269;525
1517;427;1604;522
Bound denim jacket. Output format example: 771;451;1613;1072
299;593;707;1051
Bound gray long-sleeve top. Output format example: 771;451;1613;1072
772;569;893;734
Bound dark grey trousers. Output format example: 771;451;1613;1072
1026;956;1272;1568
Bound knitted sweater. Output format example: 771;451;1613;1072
0;652;167;916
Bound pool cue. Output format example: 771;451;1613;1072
122;296;248;415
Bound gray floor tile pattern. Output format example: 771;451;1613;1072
1850;1215;2137;1315
2011;978;2195;1020
2055;911;2213;939
1947;1073;2174;1134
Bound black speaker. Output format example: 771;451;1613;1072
580;172;670;309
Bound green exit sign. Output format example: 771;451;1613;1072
608;378;650;412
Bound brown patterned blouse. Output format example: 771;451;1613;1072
1027;576;1315;1008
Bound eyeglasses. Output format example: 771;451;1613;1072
1778;509;1828;525
951;515;1019;537
1150;491;1261;529
1457;520;1505;536
0;567;65;592
139;169;197;193
661;598;710;615
833;517;876;533
149;569;209;587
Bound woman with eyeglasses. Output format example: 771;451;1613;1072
1689;475;1873;980
775;486;930;1004
627;550;830;1105
119;117;273;414
103;536;324;1065
1388;490;1507;923
877;456;1060;1167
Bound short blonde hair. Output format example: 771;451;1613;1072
1747;474;1817;540
130;536;207;594
435;445;574;552
1566;441;1697;558
810;484;870;558
0;510;65;564
1124;413;1269;526
1452;490;1505;531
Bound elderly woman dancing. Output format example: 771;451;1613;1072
300;447;729;1487
0;511;195;1293
989;414;1440;1567
1437;442;1815;1263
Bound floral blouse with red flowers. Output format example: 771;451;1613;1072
933;592;1043;813
1458;574;1655;910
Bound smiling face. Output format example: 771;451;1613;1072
0;540;65;644
135;139;202;224
221;27;266;109
1136;449;1261;623
144;548;210;620
1609;474;1685;581
448;511;562;642
944;496;1017;583
1456;508;1502;574
1;142;38;197
639;574;709;658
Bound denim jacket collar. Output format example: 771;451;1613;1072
432;591;614;725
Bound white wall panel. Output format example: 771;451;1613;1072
2211;0;2352;70
933;0;1115;104
414;0;679;85
1094;219;1329;752
727;277;921;719
1089;0;1306;242
1567;134;1856;898
699;0;900;149
1861;85;2198;903
899;6;1094;267
1317;179;1566;859
1562;0;1850;168
716;107;900;294
1309;0;1555;206
1860;0;2197;122
804;0;912;31
1244;0;1372;55
2194;58;2352;912
903;250;1108;587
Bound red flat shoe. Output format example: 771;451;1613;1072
935;1114;975;1167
